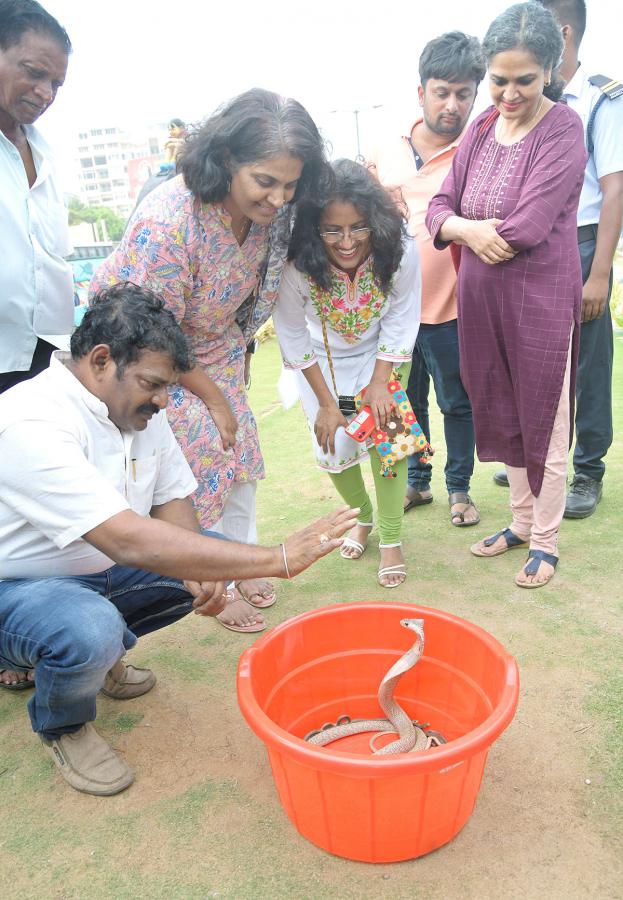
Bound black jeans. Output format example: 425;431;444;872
0;338;57;394
573;239;614;482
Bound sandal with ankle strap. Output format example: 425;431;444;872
378;542;406;589
340;522;373;560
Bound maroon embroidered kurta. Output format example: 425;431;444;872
427;104;587;495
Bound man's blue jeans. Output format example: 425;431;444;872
406;319;475;494
0;565;196;740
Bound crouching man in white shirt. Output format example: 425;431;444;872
0;283;356;796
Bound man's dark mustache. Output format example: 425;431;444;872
137;404;160;416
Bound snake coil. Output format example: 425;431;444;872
304;618;446;754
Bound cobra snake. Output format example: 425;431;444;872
304;618;445;754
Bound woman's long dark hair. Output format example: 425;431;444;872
179;87;329;204
288;159;408;295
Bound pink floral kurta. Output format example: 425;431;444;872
90;175;284;527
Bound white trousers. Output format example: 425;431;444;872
211;481;258;544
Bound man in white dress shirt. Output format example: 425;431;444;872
0;284;356;795
0;0;74;394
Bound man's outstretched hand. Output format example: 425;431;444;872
281;506;359;578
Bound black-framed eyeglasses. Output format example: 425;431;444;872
319;226;371;244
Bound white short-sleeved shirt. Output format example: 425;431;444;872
564;66;623;226
0;125;74;373
0;353;197;578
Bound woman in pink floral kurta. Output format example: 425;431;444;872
92;181;273;524
91;89;328;631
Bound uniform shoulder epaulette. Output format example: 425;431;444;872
588;74;623;100
586;75;622;155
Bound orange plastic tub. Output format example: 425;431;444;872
237;602;519;863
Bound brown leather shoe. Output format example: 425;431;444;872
100;660;156;700
448;491;480;527
403;487;433;512
41;723;134;795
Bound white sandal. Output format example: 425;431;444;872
378;542;406;589
340;522;373;560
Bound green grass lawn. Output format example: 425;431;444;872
0;332;621;900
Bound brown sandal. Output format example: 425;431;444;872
0;668;35;691
448;491;480;527
216;592;267;634
404;488;433;512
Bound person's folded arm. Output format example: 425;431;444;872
426;118;479;249
495;112;587;252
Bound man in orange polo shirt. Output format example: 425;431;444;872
369;32;485;527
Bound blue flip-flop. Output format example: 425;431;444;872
515;550;558;589
471;528;528;557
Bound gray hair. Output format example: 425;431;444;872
482;2;563;73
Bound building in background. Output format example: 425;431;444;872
74;123;170;216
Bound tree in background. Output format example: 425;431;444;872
67;197;127;242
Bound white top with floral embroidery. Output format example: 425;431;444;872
273;237;420;369
273;239;421;473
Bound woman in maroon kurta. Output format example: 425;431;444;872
426;2;586;588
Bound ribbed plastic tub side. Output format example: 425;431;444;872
237;602;519;862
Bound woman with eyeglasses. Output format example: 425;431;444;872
273;159;421;588
91;89;329;632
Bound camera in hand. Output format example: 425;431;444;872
338;395;357;414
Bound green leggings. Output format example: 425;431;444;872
328;358;410;546
329;451;407;545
